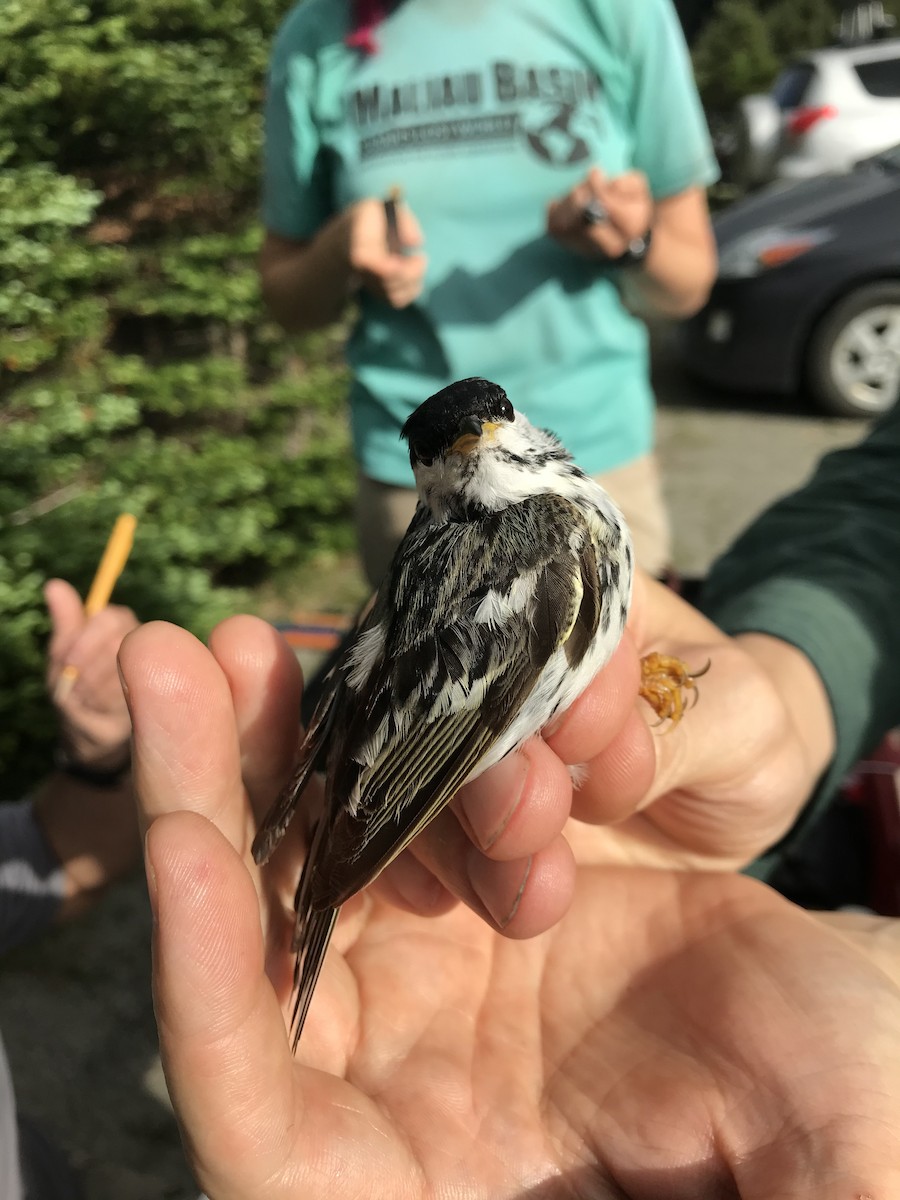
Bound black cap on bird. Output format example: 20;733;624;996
401;377;515;467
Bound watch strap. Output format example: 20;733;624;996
53;743;131;788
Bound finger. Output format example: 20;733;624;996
383;262;428;307
372;850;459;918
409;808;576;937
146;810;298;1194
207;616;303;824
546;180;593;238
605;169;648;198
453;737;572;861
56;607;138;699
544;633;642;765
568;707;657;825
395;201;424;249
44;579;86;676
377;736;576;923
118;621;252;853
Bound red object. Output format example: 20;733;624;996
346;0;387;54
787;105;838;138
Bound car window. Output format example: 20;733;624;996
854;57;900;97
772;62;815;109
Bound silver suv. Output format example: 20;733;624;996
737;35;900;186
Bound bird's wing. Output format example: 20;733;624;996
250;666;345;865
313;493;608;909
251;506;437;866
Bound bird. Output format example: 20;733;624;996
252;376;700;1048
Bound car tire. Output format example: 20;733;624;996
806;282;900;418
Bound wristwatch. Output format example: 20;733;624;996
613;228;653;268
53;742;131;788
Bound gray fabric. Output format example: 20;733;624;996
0;800;65;956
17;1113;83;1200
0;1033;24;1200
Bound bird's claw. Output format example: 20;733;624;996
638;652;710;728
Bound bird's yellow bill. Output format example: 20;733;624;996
451;421;500;455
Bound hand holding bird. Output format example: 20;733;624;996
251;378;702;1047
118;615;900;1199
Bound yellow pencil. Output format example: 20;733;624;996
56;513;137;701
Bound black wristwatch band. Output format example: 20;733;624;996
612;227;653;268
53;743;131;788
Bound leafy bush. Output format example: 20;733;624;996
0;0;356;794
693;0;780;112
693;0;900;111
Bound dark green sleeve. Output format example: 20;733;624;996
699;406;900;879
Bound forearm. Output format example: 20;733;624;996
260;213;355;334
620;219;716;319
31;772;140;920
702;409;900;868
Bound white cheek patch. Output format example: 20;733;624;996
345;622;386;691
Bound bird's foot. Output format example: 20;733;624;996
638;652;710;728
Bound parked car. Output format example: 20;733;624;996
735;36;900;187
681;144;900;417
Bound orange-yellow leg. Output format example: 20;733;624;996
639;652;710;728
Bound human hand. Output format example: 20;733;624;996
461;570;835;876
346;195;427;307
119;620;899;1198
547;166;654;262
45;577;138;770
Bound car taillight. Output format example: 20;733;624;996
787;105;838;138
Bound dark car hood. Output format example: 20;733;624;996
714;164;899;243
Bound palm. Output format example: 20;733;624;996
209;863;900;1200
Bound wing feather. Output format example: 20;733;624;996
304;494;602;909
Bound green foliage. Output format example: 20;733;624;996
1;0;358;795
0;166;123;372
765;0;837;59
693;0;781;110
692;0;900;111
1;345;355;791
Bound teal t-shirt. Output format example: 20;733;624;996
264;0;718;486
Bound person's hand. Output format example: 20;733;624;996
538;571;836;872
119;619;900;1199
45;577;138;770
32;579;140;913
547;166;653;262
346;196;427;308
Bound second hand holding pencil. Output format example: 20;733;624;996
55;514;137;703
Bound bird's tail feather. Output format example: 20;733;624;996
289;905;339;1052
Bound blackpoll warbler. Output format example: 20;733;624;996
254;377;698;1048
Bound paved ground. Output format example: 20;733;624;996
0;334;870;1199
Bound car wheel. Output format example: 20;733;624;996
806;282;900;418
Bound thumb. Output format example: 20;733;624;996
44;579;86;671
396;201;424;249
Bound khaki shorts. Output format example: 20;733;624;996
355;452;672;586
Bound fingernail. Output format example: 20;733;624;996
458;752;527;851
466;851;532;929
